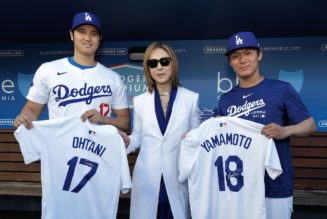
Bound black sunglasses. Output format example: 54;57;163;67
147;57;172;69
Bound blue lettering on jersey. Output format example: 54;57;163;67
53;83;112;107
72;137;107;157
200;133;252;152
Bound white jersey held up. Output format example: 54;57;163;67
179;117;282;219
14;116;132;219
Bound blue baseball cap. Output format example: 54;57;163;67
225;32;260;56
71;12;102;34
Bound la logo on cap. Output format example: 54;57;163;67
84;13;92;22
235;35;243;45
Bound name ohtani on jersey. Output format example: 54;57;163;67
53;83;112;107
72;136;107;157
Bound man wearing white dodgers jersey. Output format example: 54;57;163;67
14;115;132;219
217;31;316;219
179;116;283;219
13;12;129;131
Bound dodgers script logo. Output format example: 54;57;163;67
53;83;112;107
226;99;266;117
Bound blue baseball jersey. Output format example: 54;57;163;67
217;77;311;198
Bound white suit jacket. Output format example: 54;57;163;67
127;87;201;219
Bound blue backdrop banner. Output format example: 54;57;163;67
1;37;326;131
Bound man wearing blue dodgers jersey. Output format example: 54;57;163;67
13;12;130;131
217;31;316;219
179;116;283;219
14;116;132;219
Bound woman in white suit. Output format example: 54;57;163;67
120;42;201;219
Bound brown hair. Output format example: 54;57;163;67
143;42;180;93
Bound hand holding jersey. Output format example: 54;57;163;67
179;117;282;219
219;31;316;219
14;116;132;219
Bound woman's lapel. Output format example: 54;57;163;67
164;87;182;136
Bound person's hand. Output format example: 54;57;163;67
118;130;130;147
81;109;105;124
13;115;34;129
261;123;290;140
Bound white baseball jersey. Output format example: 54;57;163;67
14;116;132;219
27;58;128;119
179;116;282;219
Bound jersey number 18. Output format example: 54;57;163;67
215;155;244;192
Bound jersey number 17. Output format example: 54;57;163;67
62;156;99;193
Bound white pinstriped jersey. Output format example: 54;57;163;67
27;58;128;119
14;116;132;219
179;116;282;219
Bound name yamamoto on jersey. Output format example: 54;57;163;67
201;132;252;152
